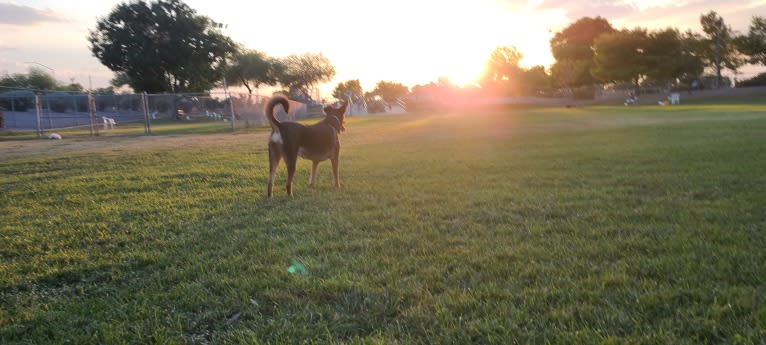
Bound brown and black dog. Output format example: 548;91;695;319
266;96;348;197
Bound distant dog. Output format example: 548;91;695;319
266;96;347;197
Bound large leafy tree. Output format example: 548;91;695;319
372;81;408;103
592;27;705;93
699;11;743;88
679;30;707;83
278;53;335;101
520;65;550;94
643;28;704;85
481;46;523;83
550;16;615;88
110;71;132;89
592;28;649;93
479;46;526;95
225;50;281;95
88;0;237;93
735;16;766;66
332;79;362;100
549;59;589;90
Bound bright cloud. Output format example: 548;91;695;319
0;3;63;25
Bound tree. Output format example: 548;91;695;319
57;83;85;92
735;16;766;66
678;30;706;85
278;53;335;101
94;86;117;94
549;59;589;89
481;46;523;83
519;65;550;94
88;0;237;93
110;72;132;89
643;28;703;86
550;16;615;88
332;79;362;100
699;11;743;88
592;29;649;93
0;68;57;90
479;46;526;95
225;50;281;95
372;81;408;102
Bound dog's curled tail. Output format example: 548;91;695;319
266;96;289;128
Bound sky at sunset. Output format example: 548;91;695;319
1;0;764;97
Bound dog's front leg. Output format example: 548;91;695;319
309;161;319;187
331;145;340;188
331;157;340;188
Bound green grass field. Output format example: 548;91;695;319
1;103;765;344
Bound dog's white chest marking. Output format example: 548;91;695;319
270;132;283;144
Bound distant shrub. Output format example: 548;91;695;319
47;92;71;113
91;94;115;111
119;95;141;111
73;95;89;112
0;90;35;112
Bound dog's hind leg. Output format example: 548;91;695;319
284;155;297;196
309;161;319;187
267;145;282;198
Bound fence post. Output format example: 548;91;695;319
34;94;42;138
229;93;236;131
223;77;235;131
141;92;152;135
46;96;53;130
87;91;98;137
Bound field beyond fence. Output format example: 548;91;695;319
0;89;310;139
1;103;765;343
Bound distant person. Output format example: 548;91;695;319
624;91;637;106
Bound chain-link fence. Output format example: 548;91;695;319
0;87;311;138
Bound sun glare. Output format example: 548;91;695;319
231;0;563;95
427;3;559;88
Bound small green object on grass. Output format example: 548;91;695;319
288;259;308;275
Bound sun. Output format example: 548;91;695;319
271;0;564;96
426;5;558;88
438;37;555;88
444;52;490;87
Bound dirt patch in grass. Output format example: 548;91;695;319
0;132;268;161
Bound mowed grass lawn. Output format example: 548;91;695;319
1;104;765;344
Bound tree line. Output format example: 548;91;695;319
481;11;766;97
85;0;335;99
335;11;766;102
